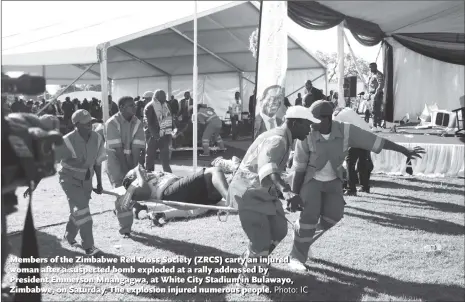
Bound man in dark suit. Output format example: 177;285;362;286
253;85;285;139
179;91;193;121
295;93;303;106
303;80;326;108
249;89;256;118
168;95;179;116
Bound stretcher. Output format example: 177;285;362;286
98;187;238;223
97;187;321;239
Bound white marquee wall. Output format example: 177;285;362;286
113;69;326;118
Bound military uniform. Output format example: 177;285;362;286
368;70;384;128
105;112;145;234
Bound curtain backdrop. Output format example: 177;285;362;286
288;1;465;65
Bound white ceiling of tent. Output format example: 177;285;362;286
1;1;325;84
318;1;464;34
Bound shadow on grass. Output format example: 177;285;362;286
369;193;465;214
371;179;464;196
6;230;465;301
401;177;465;189
345;206;465;236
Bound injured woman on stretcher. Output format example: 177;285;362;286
118;156;242;226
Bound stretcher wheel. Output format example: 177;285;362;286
217;210;229;222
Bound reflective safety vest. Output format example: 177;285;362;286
197;107;220;125
92;123;105;141
60;130;104;181
152;101;173;136
104;113;144;155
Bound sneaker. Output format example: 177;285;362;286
122;233;131;239
288;258;307;272
344;189;357;196
134;204;148;220
358;187;370;193
149;212;166;227
85;246;102;256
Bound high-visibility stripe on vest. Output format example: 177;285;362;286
342;122;350;152
63;136;77;158
152;101;172;136
60;131;102;181
105;114;143;154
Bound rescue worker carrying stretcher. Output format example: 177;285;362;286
104;96;147;238
227;105;320;285
25;110;106;256
289;100;425;271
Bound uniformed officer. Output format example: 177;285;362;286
368;63;384;131
143;90;174;173
227;106;319;282
289;100;425;271
56;109;106;255
196;104;226;156
105;96;147;237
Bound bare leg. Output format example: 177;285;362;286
204;167;229;201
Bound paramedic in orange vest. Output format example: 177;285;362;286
143;90;174;173
56;110;106;256
289;101;425;271
227;106;319;284
196;104;226;156
105;96;147;237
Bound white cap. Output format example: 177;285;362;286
284;106;320;123
142;91;154;98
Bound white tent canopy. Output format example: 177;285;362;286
2;1;325;82
2;1;326;119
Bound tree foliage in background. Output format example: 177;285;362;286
249;28;259;59
248;28;371;84
56;84;101;95
314;51;371;84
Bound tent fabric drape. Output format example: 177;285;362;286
383;41;394;122
287;1;344;31
392;33;465;66
288;1;384;46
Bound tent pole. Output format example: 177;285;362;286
239;72;244;112
108;79;113;97
37;64;95;116
193;0;198;172
343;30;369;92
337;23;345;108
168;76;172;99
100;45;109;122
42;66;46;100
325;70;328;96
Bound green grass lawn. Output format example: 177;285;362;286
4;168;465;301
